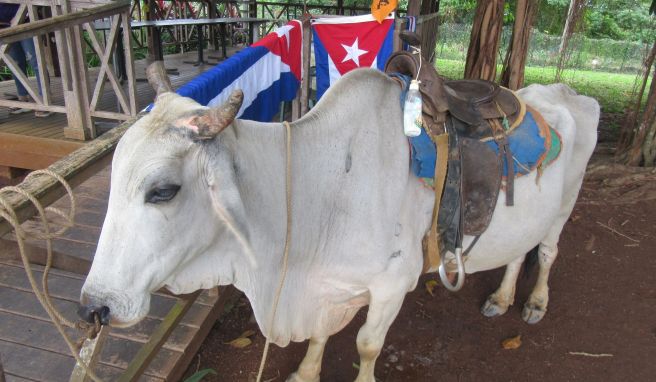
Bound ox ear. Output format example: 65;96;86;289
184;90;244;140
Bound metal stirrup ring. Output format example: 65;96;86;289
438;247;465;292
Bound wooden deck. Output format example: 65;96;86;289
0;50;242;381
0;49;237;171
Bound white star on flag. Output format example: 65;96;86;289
341;38;368;67
275;25;294;50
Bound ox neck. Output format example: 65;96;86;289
218;119;294;301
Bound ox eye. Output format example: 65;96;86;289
145;184;181;204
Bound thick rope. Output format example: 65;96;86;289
0;170;104;382
256;121;293;382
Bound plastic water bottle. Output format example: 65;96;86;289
403;80;423;137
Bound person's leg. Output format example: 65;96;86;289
21;38;51;117
20;38;42;95
7;42;28;99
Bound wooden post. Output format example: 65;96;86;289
67;21;94;139
118;294;200;382
464;0;504;81
291;18;310;120
121;10;137;115
146;0;162;61
51;0;93;140
69;327;109;382
0;354;5;382
300;17;311;116
393;18;406;52
209;0;218;50
500;0;539;90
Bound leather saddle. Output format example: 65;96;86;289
384;33;523;255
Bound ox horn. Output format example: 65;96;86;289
146;61;173;97
190;89;244;139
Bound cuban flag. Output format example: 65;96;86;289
312;14;394;100
173;20;303;122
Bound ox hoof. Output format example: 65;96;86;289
286;372;319;382
522;303;546;324
481;296;509;317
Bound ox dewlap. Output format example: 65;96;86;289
403;79;423;137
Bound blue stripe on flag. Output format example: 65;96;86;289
241;71;299;121
176;46;269;106
376;22;394;71
312;28;332;100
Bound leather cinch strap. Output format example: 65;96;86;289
423;133;449;273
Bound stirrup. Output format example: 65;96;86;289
438;247;465;292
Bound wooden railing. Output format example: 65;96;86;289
0;0;136;140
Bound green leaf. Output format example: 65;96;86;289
184;368;217;382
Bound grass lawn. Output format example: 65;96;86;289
435;58;650;114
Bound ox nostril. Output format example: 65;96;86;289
77;304;111;326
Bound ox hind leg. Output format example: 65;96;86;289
523;171;586;324
287;336;328;382
481;253;527;317
355;284;407;382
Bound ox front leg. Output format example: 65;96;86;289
481;254;526;317
523;243;558;324
286;336;328;382
355;288;406;382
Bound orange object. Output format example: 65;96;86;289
371;0;397;23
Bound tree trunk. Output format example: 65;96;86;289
421;0;437;15
464;0;504;81
407;0;421;16
626;64;656;166
555;0;586;82
643;118;656;166
617;40;656;153
501;0;539;90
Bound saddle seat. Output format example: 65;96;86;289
384;50;524;140
384;40;526;263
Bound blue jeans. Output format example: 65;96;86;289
8;38;42;97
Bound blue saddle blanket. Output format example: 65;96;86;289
410;111;556;179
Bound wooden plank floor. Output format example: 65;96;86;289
0;48;240;170
0;162;229;381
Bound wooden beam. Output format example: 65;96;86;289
0;0;131;45
118;292;201;382
0;133;85;170
0;238;92;275
0;114;143;238
165;287;241;382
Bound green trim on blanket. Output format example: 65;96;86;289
542;127;562;169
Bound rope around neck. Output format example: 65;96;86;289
256;121;293;382
0;169;104;382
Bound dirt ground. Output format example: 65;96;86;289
184;114;656;382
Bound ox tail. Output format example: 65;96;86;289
523;246;539;279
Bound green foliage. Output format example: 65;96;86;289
584;0;655;42
440;0;478;24
184;368;217;382
436;23;650;73
444;0;655;42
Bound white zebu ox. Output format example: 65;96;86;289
80;68;598;381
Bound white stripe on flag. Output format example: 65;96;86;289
208;52;292;117
327;54;342;87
